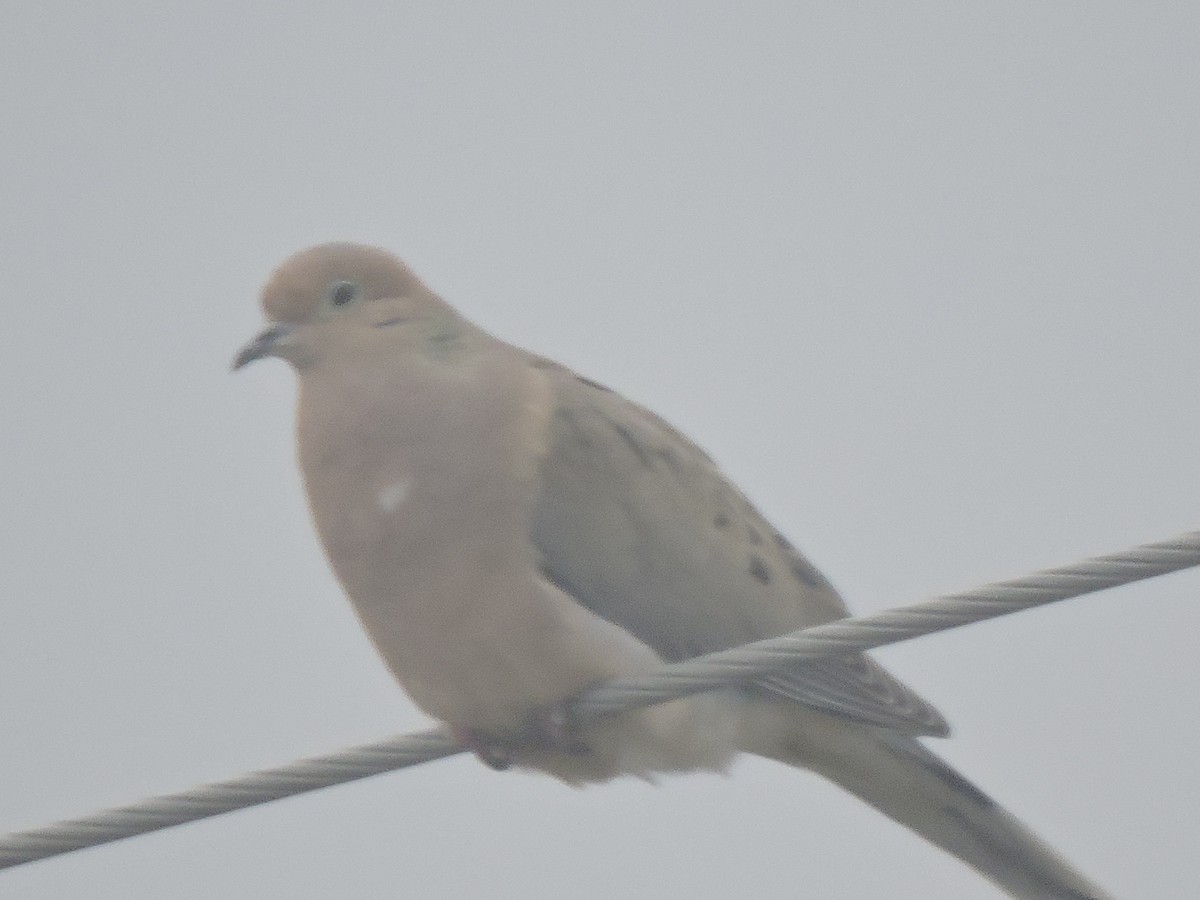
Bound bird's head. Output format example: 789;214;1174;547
234;243;468;371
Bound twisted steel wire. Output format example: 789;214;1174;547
2;530;1196;871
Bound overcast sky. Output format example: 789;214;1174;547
1;4;1197;898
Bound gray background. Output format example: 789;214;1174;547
2;3;1197;898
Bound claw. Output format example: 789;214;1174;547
451;726;515;771
451;701;591;772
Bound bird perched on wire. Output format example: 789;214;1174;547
235;242;1110;900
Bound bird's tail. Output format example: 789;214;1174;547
747;706;1112;899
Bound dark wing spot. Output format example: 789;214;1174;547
749;555;772;584
607;420;652;467
655;446;683;474
373;315;411;328
576;375;614;393
767;529;830;589
790;558;824;588
552;407;593;447
528;356;612;392
746;525;763;545
713;512;731;529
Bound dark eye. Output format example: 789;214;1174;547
329;280;360;307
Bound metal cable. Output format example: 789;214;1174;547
3;530;1197;871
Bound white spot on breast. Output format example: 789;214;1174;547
376;478;411;513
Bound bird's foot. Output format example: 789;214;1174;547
451;725;515;771
452;701;590;771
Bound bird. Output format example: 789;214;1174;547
235;242;1111;899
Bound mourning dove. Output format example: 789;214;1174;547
235;243;1111;900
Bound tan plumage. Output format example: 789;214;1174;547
236;243;1111;899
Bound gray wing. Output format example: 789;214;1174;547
528;358;948;737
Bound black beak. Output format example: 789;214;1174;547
232;323;296;371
